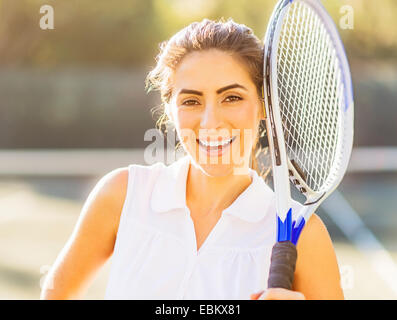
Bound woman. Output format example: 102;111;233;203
41;19;343;300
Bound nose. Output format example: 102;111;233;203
200;102;222;130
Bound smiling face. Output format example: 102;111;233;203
168;49;264;177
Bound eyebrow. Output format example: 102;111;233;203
178;83;247;96
216;83;247;94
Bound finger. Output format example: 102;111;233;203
250;291;264;300
258;290;267;300
260;288;305;300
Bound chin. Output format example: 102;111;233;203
195;162;236;178
184;139;251;177
190;155;251;178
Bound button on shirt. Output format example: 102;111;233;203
105;156;292;300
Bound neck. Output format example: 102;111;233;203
186;163;252;216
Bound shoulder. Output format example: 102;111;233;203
298;214;329;245
293;213;344;299
79;163;164;240
90;161;166;207
295;213;334;262
92;162;165;203
81;167;130;236
78;165;131;231
89;167;129;208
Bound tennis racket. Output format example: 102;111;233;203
262;0;354;290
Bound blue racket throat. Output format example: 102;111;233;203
276;208;292;242
291;216;306;245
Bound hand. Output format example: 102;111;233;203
250;288;305;300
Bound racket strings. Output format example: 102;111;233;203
276;1;343;192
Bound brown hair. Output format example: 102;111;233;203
146;18;269;177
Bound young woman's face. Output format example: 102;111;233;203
169;49;264;177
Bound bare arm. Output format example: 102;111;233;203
293;213;344;300
40;167;128;299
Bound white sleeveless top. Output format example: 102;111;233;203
105;156;299;300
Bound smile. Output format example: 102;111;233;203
197;136;236;156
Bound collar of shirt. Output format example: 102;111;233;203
150;156;274;223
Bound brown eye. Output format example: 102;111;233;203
224;95;243;103
182;99;200;106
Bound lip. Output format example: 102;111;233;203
197;136;236;157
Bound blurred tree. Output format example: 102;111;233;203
0;0;395;149
0;0;395;68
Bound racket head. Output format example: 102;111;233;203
263;0;354;213
264;0;355;290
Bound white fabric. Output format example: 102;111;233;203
105;156;300;300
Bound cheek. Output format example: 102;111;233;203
174;109;199;145
230;103;261;151
231;102;261;131
175;110;200;138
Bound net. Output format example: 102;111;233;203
276;1;344;192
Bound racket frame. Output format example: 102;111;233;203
263;0;354;245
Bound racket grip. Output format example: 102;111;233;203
267;240;297;290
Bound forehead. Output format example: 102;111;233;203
172;49;255;91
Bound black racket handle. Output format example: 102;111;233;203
267;240;297;290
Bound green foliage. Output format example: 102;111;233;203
0;0;396;68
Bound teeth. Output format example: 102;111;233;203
199;138;233;148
